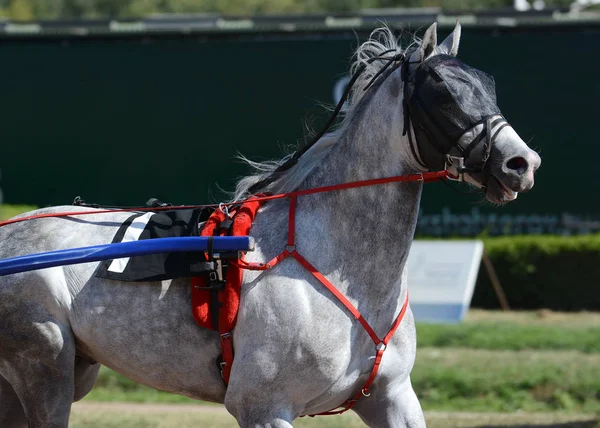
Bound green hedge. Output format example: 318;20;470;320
417;322;600;352
473;235;600;311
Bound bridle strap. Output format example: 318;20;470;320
492;121;510;143
459;115;508;174
461;126;488;159
402;60;428;170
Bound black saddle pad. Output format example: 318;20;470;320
95;208;213;282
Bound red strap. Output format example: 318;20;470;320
234;192;410;416
0;171;451;229
220;333;234;383
383;292;409;345
288;196;297;247
231;196;299;272
307;292;409;416
232;249;290;271
291;251;382;346
362;291;410;390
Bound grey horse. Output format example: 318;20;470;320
0;23;540;427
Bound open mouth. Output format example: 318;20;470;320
495;177;518;201
486;176;518;203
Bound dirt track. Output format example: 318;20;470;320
73;401;228;414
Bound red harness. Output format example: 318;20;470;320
191;198;263;383
204;171;449;415
185;171;449;415
233;194;410;415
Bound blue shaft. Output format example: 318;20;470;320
0;236;254;277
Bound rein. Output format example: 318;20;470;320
0;170;452;229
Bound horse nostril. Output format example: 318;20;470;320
506;156;529;174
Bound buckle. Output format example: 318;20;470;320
194;280;224;291
219;203;233;218
444;155;465;182
215;354;227;381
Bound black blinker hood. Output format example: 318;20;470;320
404;54;502;171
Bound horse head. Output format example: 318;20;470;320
406;22;541;204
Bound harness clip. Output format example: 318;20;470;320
218;359;227;379
219;203;233;219
444;155;465;182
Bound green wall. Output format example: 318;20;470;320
0;26;597;235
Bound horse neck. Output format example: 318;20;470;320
298;70;423;314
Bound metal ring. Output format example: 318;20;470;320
219;203;231;218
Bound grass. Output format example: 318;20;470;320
416;309;600;352
464;309;600;326
84;386;198;404
0;204;38;221
417;322;600;352
69;403;600;428
412;348;600;412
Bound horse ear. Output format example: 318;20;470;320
419;23;438;61
410;22;437;64
438;21;461;57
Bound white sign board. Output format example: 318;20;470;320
406;240;484;324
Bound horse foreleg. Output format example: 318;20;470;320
352;380;426;428
225;390;295;428
227;409;294;428
0;375;27;428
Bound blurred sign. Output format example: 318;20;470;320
407;240;484;324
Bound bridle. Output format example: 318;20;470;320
401;53;510;187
